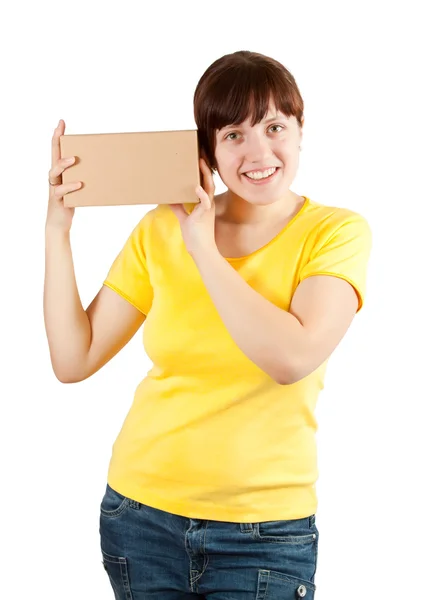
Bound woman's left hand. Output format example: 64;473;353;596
169;157;217;257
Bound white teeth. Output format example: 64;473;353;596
245;167;277;180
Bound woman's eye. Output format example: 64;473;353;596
226;124;284;140
269;124;284;133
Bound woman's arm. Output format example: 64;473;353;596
43;227;145;384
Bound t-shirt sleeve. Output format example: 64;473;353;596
103;212;154;316
299;212;373;313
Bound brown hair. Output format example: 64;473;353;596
193;50;304;173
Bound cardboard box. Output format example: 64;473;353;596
60;129;201;207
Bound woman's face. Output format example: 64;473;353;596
213;100;302;206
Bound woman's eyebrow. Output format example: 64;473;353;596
262;114;287;123
219;114;287;132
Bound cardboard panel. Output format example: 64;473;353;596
60;129;201;207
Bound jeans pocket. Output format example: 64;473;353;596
256;569;316;599
101;549;133;600
256;516;317;544
100;484;130;518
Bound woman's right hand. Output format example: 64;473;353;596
46;119;82;232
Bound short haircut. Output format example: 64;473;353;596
193;50;304;173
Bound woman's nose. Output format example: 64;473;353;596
244;135;272;160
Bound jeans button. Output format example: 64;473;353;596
296;584;307;597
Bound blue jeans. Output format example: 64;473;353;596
99;483;319;599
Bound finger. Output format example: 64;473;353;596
199;158;215;196
195;186;211;211
48;156;76;181
199;158;210;180
51;119;65;168
51;182;82;198
168;203;187;222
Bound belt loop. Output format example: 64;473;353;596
129;499;141;510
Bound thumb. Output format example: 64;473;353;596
169;203;188;224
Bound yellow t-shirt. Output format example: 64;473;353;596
103;196;372;522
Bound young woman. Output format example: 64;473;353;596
44;50;372;599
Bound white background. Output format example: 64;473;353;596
1;1;440;598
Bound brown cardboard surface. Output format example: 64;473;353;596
60;129;201;207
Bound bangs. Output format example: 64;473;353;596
206;68;297;132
